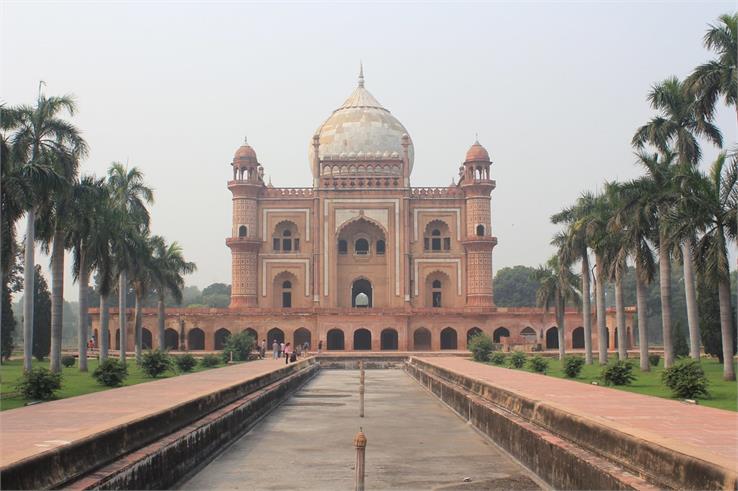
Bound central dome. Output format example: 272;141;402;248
309;67;414;177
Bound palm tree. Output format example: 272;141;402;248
671;153;736;381
611;179;657;371
535;255;581;361
686;13;737;128
578;191;614;364
94;193;119;362
551;193;596;364
106;163;154;364
633;77;723;365
10;92;87;372
67;176;107;371
129;232;154;363
150;238;196;350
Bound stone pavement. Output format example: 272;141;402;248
180;370;542;490
0;358;288;468
419;357;738;473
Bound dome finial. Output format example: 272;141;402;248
244;135;248;145
474;132;479;144
358;61;364;88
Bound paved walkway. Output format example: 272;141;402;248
180;370;541;490
419;357;738;472
0;359;288;468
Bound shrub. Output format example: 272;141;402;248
61;355;76;368
509;351;526;369
16;368;62;400
662;358;709;399
563;356;585;378
600;360;636;386
528;356;548;373
93;359;128;387
140;349;173;378
221;331;255;363
175;354;197;373
489;352;506;365
468;333;494;362
201;354;221;368
648;354;661;367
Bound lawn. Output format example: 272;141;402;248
0;356;228;411
484;355;737;412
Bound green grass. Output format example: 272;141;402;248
0;356;228;411
483;355;737;412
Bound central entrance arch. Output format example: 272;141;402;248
351;279;372;307
353;329;371;350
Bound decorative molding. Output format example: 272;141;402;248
334;209;389;232
262;208;311;241
261;258;310;297
413;258;462;297
413;208;461;241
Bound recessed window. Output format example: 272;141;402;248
355;238;369;255
476;224;485;236
273;223;299;253
424;222;451;253
238;225;248;238
376;240;385;255
431;229;441;251
338;239;348;255
273;238;280;251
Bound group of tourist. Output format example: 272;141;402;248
260;339;311;364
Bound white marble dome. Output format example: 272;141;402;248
309;69;414;177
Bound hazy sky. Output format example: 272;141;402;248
2;1;735;301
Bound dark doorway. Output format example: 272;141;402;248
353;329;372;350
352;279;372;307
245;328;258;341
214;328;231;350
327;329;345;350
115;329;121;350
572;327;585;349
440;327;458;349
294;328;311;348
165;328;178;350
380;329;398;350
467;327;483;347
413;328;431;350
188;328;205;350
545;327;559;349
142;328;152;350
492;327;510;343
268;328;285;345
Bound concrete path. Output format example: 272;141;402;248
0;359;288;468
419;357;738;473
180;370;541;490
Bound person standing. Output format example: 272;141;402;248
272;340;278;359
303;341;309;354
318;340;323;353
279;341;285;358
284;342;292;364
260;339;266;359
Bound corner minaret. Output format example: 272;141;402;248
461;140;498;307
226;139;264;308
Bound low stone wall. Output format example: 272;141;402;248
317;351;468;369
405;358;736;491
1;359;318;490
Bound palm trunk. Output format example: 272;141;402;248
158;296;165;350
134;291;142;362
77;249;89;371
717;278;735;381
100;294;109;361
682;239;700;360
556;292;565;362
658;236;674;368
595;254;607;364
49;228;64;373
635;266;649;372
581;252;592;364
22;208;36;373
118;271;127;364
615;274;626;360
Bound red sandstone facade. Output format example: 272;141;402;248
91;70;634;352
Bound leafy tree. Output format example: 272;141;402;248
31;266;51;361
468;332;494;362
698;269;736;363
202;283;231;308
493;266;539;307
221;331;255;362
535;255;581;361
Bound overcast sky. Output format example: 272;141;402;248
2;1;735;302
